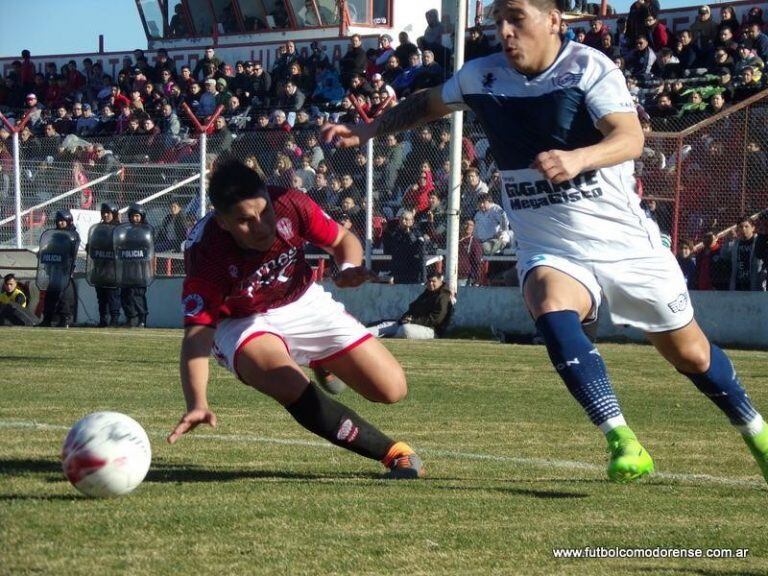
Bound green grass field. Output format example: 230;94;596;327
1;328;767;576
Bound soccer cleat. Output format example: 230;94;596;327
381;442;425;479
605;426;654;484
383;452;426;480
313;366;347;395
742;426;768;484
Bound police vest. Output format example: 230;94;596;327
0;288;27;308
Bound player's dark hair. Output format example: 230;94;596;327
3;273;16;283
493;0;566;14
208;158;269;213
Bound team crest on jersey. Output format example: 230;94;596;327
183;293;204;317
276;217;294;240
228;264;239;278
667;293;689;313
481;72;497;92
554;72;583;89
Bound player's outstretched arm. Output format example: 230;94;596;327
532;112;644;184
320;85;453;148
168;324;218;444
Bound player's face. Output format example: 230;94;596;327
216;196;276;251
494;0;561;75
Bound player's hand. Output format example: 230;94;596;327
334;265;377;288
531;149;586;184
167;408;217;444
320;122;373;148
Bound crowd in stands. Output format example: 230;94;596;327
0;5;766;287
560;2;768;131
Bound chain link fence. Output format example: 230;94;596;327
641;90;768;251
3;90;767;282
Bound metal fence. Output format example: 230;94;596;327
3;91;768;283
642;89;768;251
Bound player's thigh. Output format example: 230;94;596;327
645;319;711;374
520;258;595;320
235;333;310;406
595;250;694;333
321;337;407;404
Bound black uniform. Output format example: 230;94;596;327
91;203;122;327
41;211;79;328
120;204;154;328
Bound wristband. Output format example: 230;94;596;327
339;262;357;271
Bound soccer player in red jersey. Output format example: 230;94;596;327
167;158;424;478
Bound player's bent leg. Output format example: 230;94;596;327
525;266;653;483
320;337;407;404
522;265;593;319
235;333;423;478
647;320;768;483
312;365;347;396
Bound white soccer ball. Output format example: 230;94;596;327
61;411;152;498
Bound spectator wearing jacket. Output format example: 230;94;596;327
368;273;454;339
645;14;669;51
722;215;767;291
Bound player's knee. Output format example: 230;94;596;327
373;369;408;404
674;345;711;374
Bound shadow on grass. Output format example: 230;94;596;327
145;464;376;483
0;494;81;501
0;356;63;362
0;457;61;475
435;484;588;499
0;457;424;486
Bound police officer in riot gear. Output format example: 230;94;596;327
118;203;154;327
87;203;122;327
39;209;79;327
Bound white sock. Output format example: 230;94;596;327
599;415;628;435
737;414;765;437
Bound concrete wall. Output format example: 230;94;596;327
73;278;768;349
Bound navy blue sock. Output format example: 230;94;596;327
535;311;623;427
681;344;758;426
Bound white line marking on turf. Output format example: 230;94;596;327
2;419;763;489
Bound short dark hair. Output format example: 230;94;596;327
737;214;754;226
494;0;568;13
208;158;269;213
3;273;16;283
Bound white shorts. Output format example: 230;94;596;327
517;250;694;333
212;283;372;378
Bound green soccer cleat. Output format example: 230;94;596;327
742;426;768;484
606;426;655;484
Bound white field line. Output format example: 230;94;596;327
1;419;763;489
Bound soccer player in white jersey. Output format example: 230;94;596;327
322;0;768;484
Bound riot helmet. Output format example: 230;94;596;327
54;209;74;229
127;203;146;224
101;202;118;215
100;202;119;223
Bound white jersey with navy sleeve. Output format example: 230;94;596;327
442;42;660;262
